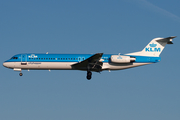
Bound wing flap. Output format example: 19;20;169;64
72;53;103;71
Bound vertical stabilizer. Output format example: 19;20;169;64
126;36;176;57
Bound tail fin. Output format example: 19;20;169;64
126;36;176;57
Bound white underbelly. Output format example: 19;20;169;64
102;62;152;70
7;62;152;71
12;62;75;70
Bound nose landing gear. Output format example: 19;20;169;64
19;72;23;76
86;71;92;80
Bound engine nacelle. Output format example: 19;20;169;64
111;55;136;63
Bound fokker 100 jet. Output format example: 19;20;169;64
3;36;176;80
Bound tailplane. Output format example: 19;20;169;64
126;36;176;57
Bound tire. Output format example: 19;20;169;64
86;75;91;80
19;73;23;76
86;71;92;80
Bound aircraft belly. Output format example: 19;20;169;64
12;62;75;70
7;62;151;71
28;62;75;70
43;62;75;70
102;63;152;70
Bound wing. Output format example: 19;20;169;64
71;53;103;72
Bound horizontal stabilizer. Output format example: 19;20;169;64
156;36;176;44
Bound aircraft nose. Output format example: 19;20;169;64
3;62;8;68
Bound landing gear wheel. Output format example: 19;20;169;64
86;71;92;80
86;76;91;80
19;73;23;76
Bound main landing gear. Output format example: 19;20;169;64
86;71;92;80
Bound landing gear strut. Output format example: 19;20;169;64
86;71;92;80
19;72;23;76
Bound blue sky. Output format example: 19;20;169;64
0;0;180;120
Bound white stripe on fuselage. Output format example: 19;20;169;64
4;62;152;71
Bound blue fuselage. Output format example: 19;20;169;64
5;53;160;63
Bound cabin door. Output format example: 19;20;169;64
21;54;27;65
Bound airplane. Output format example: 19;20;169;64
3;36;176;80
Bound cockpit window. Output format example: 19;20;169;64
11;57;18;59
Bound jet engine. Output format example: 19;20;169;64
111;55;136;63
